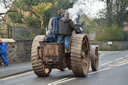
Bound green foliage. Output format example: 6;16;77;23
41;0;74;27
52;0;74;10
8;12;23;23
25;15;40;27
32;2;52;29
32;2;52;17
7;0;74;39
14;0;44;11
96;25;127;41
0;24;2;29
12;0;73;28
123;31;128;41
28;32;36;38
80;15;98;33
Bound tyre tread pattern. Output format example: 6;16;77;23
31;35;50;77
71;34;90;77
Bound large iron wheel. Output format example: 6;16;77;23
91;47;99;71
31;35;51;77
71;34;90;77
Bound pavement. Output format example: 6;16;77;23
0;62;32;79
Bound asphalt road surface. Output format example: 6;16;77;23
1;51;128;85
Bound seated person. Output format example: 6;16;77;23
51;10;62;42
45;10;62;43
58;11;75;53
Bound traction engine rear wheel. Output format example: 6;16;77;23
71;34;90;77
31;35;51;77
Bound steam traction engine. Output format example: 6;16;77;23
31;34;99;77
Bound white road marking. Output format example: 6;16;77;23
116;57;124;61
53;78;76;85
48;78;69;85
89;67;111;75
0;71;33;81
100;61;112;67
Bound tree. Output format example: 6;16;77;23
114;0;128;26
106;0;113;26
80;15;98;33
32;2;52;29
100;0;128;27
3;0;74;38
8;12;23;23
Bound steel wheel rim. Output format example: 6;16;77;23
81;37;90;75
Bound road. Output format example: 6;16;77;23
1;51;128;85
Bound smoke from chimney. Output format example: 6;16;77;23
68;0;105;22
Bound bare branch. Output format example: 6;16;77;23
2;0;14;8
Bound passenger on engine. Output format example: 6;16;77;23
45;10;63;43
51;10;63;42
58;11;75;53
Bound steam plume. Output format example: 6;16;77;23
68;0;105;21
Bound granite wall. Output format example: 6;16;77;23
2;39;33;63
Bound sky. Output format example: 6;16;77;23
0;0;13;13
0;3;8;13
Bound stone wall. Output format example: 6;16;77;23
91;41;128;51
2;39;33;63
16;40;33;62
99;41;128;51
2;39;17;63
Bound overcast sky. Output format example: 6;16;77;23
0;3;8;13
0;0;13;13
